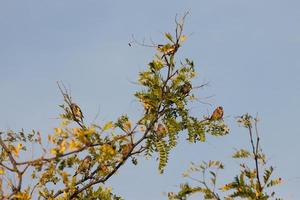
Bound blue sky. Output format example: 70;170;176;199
0;1;299;199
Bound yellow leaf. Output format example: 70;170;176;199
0;167;5;175
73;128;83;137
60;120;70;127
69;139;81;151
59;140;67;153
50;148;57;155
60;171;69;184
84;127;96;136
255;191;260;197
102;121;114;131
17;143;23;149
123;120;132;132
220;184;232;192
100;144;116;158
180;35;187;42
142;101;151;109
54;128;62;134
48;135;56;144
13;192;31;200
11;143;22;157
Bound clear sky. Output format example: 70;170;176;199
0;1;299;199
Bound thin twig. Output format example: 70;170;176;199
248;125;262;192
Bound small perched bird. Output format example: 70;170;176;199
70;103;84;122
74;155;92;177
157;44;179;56
120;143;133;158
180;82;192;95
156;123;167;138
210;106;224;121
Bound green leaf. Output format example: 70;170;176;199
266;178;282;188
263;166;274;184
156;140;169;174
232;149;251;159
165;32;174;42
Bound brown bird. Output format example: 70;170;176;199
70;103;84;122
158;44;179;56
120;143;133;158
74;155;92;177
156;123;167;138
210;106;224;121
180;82;192;95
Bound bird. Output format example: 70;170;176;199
180;82;192;96
156;123;167;138
157;43;179;57
74;155;92;177
70;103;84;122
210;106;224;121
120;143;133;158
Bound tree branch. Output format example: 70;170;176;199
248;125;262;192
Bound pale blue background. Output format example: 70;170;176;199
0;1;299;199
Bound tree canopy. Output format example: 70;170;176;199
0;15;281;200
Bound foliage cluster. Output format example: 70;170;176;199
168;114;282;200
0;15;230;199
